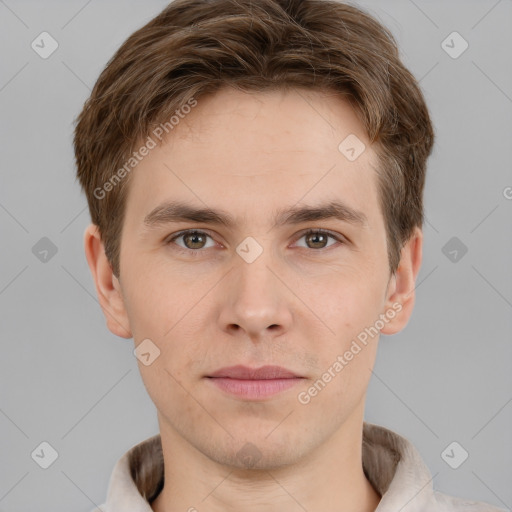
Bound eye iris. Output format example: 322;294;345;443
306;232;328;249
184;232;206;249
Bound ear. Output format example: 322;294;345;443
83;223;132;339
380;226;423;335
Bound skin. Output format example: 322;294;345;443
84;86;422;512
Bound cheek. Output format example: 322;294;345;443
121;266;188;339
315;317;379;403
137;360;204;436
315;275;385;336
304;273;384;392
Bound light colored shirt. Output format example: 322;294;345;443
91;422;505;511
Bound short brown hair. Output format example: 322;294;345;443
74;0;434;278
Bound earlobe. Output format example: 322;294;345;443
380;227;423;336
83;223;132;339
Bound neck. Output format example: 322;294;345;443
151;410;381;512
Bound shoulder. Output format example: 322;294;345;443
434;490;507;511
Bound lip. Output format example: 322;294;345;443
205;365;305;400
207;365;302;379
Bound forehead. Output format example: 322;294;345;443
123;87;382;230
159;87;371;164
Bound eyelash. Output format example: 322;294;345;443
165;228;344;257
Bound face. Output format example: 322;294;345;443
87;87;420;470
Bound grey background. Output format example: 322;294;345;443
0;0;511;510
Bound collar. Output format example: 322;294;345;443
102;422;444;511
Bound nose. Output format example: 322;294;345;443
217;248;293;342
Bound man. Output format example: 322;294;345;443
74;0;504;510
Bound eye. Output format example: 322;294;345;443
293;229;343;250
166;230;216;253
165;228;344;256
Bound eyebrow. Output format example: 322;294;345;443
143;199;368;230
